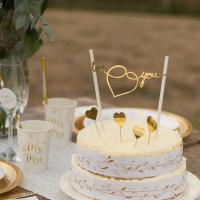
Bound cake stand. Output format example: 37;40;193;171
60;171;200;200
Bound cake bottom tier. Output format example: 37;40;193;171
71;155;187;200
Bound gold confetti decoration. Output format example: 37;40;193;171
41;57;48;104
147;116;157;145
113;112;126;142
85;107;101;137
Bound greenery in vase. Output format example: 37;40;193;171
0;0;54;59
0;0;54;133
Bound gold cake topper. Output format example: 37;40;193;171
133;126;144;139
85;107;98;121
133;126;144;146
85;107;101;137
113;112;126;142
93;64;163;98
147;116;157;145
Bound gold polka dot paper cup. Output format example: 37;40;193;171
17;120;53;174
44;98;77;146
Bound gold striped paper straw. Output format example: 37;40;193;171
41;57;48;104
16;113;22;128
0;75;4;88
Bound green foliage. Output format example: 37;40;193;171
0;0;54;59
24;28;43;58
0;0;54;133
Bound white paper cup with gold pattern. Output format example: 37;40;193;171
17;120;53;174
44;98;77;146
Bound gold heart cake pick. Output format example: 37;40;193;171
132;126;144;146
86;107;98;120
147;116;157;145
85;107;101;137
113;112;126;142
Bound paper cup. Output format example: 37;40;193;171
44;98;77;146
17;120;53;174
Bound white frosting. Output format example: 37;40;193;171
71;155;187;200
78;120;182;156
77;120;183;178
76;145;183;178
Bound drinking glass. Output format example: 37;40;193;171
0;58;29;162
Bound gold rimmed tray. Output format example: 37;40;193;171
73;107;193;138
0;161;23;195
159;110;193;138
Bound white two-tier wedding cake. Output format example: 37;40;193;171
70;120;187;200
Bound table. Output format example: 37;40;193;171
1;97;200;200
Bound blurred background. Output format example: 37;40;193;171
28;0;200;129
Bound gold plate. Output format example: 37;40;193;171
136;108;193;138
0;161;23;194
73;108;193;138
161;110;193;138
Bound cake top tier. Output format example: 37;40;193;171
77;120;182;156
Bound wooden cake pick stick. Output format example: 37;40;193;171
41;56;48;105
156;56;169;136
89;49;102;121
